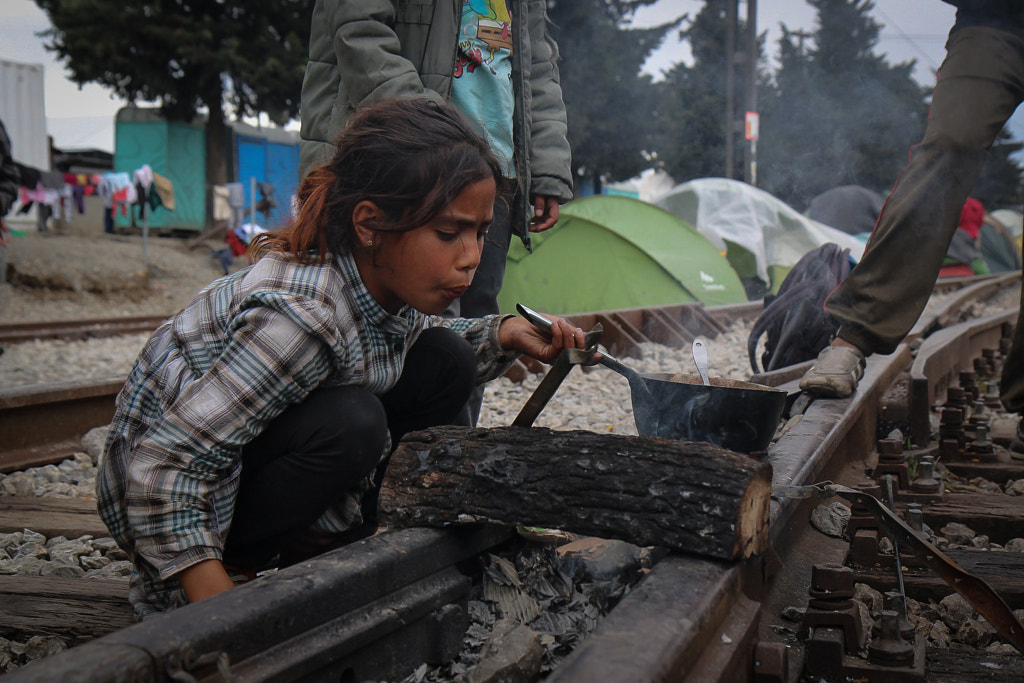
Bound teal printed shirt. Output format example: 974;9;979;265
450;0;516;176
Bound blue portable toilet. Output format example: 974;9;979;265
232;122;299;230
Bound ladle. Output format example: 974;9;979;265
692;339;710;386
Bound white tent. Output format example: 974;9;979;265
990;208;1023;239
653;177;866;291
603;168;676;203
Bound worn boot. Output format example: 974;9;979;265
799;344;866;398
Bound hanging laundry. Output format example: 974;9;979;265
99;171;135;230
39;171;66;190
152;172;175;211
256;181;277;216
95;173;115;233
17;182;61;231
212;185;232;221
69;185;86;214
62;173;97;197
225;230;247;258
107;172;136;217
151;174;174;210
20;183;48;205
130;165;155;227
226;182;245;228
133;164;153;190
233;222;267;245
59;185;75;222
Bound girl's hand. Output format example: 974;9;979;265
498;315;586;364
179;558;235;603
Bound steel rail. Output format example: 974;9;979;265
0;315;167;344
549;343;914;682
0;376;124;473
4;525;514;683
550;299;1019;680
908;272;1020;341
908;308;1018;447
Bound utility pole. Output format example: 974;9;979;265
744;0;758;186
725;0;737;181
724;0;759;185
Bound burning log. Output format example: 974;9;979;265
379;426;771;560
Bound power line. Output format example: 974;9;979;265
874;6;943;71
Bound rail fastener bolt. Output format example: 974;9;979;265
867;610;915;667
800;564;865;653
984;380;1003;410
910;456;942;494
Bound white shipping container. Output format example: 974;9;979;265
1;57;49;231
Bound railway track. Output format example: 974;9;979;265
0;315;169;345
2;273;1023;681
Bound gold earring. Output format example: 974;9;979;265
366;239;374;247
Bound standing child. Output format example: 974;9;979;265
97;98;585;619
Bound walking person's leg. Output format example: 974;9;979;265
802;26;1024;397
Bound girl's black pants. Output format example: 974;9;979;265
222;327;476;568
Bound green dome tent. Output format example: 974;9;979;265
497;194;746;315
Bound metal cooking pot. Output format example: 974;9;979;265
617;370;787;454
514;304;786;454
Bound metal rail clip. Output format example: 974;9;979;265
774;481;1024;654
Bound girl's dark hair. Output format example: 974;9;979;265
252;98;505;263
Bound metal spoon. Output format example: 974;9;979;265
692;338;710;386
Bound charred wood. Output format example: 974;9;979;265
380;426;772;560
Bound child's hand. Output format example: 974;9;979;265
529;196;560;232
499;315;586;363
179;558;235;603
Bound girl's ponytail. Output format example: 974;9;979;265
251;166;336;264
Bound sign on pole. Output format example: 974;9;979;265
745;111;760;142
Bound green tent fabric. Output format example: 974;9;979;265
497;194;746;316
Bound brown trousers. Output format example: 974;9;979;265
825;25;1024;411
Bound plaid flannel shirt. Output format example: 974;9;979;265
97;249;517;617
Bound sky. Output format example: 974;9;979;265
0;0;1010;154
630;0;956;85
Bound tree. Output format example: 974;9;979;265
35;0;312;201
653;0;771;184
547;0;675;193
758;0;929;208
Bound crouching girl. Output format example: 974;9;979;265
97;98;585;619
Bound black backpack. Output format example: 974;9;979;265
747;243;852;374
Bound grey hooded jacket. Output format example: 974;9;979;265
298;0;574;249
